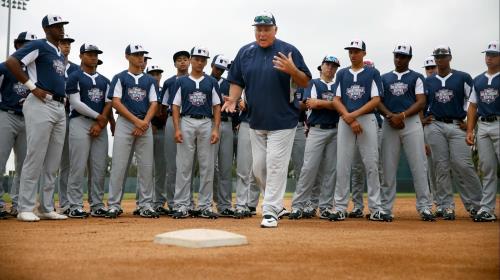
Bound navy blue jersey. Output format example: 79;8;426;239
216;76;236;119
161;74;189;109
227;39;311;130
469;72;500;117
304;79;339;126
11;39;66;97
381;70;425;113
335;66;382;113
294;87;307;123
65;61;79;80
425;70;472;119
66;69;110;118
0;62;30;113
172;74;221;117
108;70;158;119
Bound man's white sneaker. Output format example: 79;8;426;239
38;211;68;220
17;212;40;222
260;215;278;228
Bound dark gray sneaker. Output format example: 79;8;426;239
420;209;436;222
91;208;108;217
328;211;346;221
172;209;190;219
320;210;333;220
442;208;455;220
473;211;497;222
140;208;160;218
348;208;364;218
367;211;393;222
105;208;119;219
288;209;303;220
69;208;89;219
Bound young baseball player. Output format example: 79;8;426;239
171;46;221;219
6;15;70;222
378;43;434;221
210;54;236;217
289;55;340;220
424;45;482;220
66;44;111;218
0;32;37;219
56;33;79;215
161;50;191;214
330;39;391;222
466;41;499;222
105;44;159;219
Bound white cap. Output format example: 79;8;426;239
482;40;499;53
125;44;148;55
345;39;366;51
190;46;210;58
423;56;436;68
393;43;412;56
211;54;230;70
146;65;163;73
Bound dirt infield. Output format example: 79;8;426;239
0;197;498;280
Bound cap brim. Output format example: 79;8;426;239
213;65;228;70
252;23;275;26
47;21;69;27
97;60;103;65
148;69;164;74
393;51;412;56
127;51;149;55
61;38;75;43
344;47;364;51
81;50;103;54
482;50;500;54
192;55;210;58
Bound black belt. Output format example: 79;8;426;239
221;116;232;122
480;116;499;122
434;117;463;123
183;114;210;119
49;94;65;104
310;123;337;129
0;108;23;116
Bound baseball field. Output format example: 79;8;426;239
0;196;498;280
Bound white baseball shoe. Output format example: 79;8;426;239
38;211;68;220
260;215;278;228
17;212;40;222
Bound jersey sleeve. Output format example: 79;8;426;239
291;47;312;79
65;72;80;95
226;48;245;87
108;76;122;99
11;40;40;66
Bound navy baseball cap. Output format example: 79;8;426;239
393;43;412;56
432;45;452;56
14;32;37;43
80;43;103;54
317;55;340;71
173;50;190;62
97;59;103;65
190;46;210;58
125;44;148;55
146;65;164;73
211;54;230;70
42;14;69;28
253;11;276;26
60;34;75;43
482;40;499;54
345;39;366;51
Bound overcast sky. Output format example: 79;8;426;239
1;0;499;173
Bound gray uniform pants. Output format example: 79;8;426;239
424;121;482;210
152;127;167;208
214;120;234;212
67;117;108;211
334;114;382;213
108;116;154;211
250;127;296;218
380;115;432;214
291;123;306;181
173;117;215;211
18;94;66;213
0;111;26;210
291;126;337;212
57;115;70;209
235;122;258;210
476;120;500;213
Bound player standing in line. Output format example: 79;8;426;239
329;39;391;222
289;55;340;220
424;45;482;220
466;41;499;222
170;46;221;219
56;33;79;215
7;15;70;221
222;12;311;228
0;32;37;219
378;43;434;221
66;44;111;218
105;44;159;219
210;54;237;217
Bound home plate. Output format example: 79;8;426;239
154;229;248;248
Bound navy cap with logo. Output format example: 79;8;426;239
211;54;230;70
173;50;190;62
125;44;149;55
146;65;163;73
80;43;103;54
14;31;37;43
252;11;276;26
393;43;412;56
190;46;210;58
432;45;452;56
317;55;340;71
423;56;436;68
345;39;366;51
41;14;69;28
482;40;499;54
61;34;75;43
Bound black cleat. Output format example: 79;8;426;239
172;209;190;219
233;209;246;219
348;208;364;218
219;208;235;218
200;209;218;219
0;209;8;219
189;209;201;218
367;211;393;222
288;209;303;220
91;208;108;217
154;206;170;216
328;211;346;222
420;209;436;222
140;208;160;218
473;211;497;222
248;207;257;216
69;208;89;219
105;208;119;219
442;208;455;220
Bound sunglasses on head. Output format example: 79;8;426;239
254;15;274;24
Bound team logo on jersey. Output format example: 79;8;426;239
390;82;408;96
188;91;207;106
346;85;365;100
53;59;65;76
12;82;30;97
295;91;302;100
88;88;104;103
321;91;335;101
479;88;498;104
128;87;146;102
435;89;454;103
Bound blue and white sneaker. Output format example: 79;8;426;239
260;215;278;228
